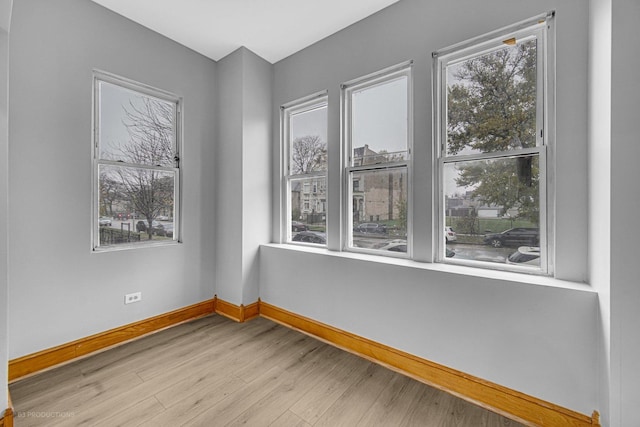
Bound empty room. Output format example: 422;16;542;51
0;0;638;426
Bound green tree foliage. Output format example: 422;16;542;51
447;39;539;224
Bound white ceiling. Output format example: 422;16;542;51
91;0;400;63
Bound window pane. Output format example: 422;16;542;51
99;81;176;167
351;168;407;252
446;38;537;156
289;176;326;245
289;105;327;174
98;164;175;246
352;76;408;164
443;155;540;267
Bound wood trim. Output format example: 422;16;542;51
8;299;215;382
0;394;14;427
259;301;600;427
213;296;259;323
0;408;13;427
243;301;260;322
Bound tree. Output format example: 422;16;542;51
102;96;176;240
447;40;539;223
291;135;326;174
99;170;120;217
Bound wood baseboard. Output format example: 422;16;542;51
0;408;13;427
259;301;600;427
213;296;259;322
0;394;13;427
8;299;216;382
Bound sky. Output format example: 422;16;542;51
98;80;175;166
289;76;408;160
290;104;328;143
99;81;142;161
352;76;407;156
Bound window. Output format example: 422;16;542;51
342;62;412;256
434;13;554;273
282;93;328;245
93;71;181;250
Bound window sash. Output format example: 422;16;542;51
92;71;181;250
342;63;412;168
281;93;328;244
346;165;410;258
286;175;327;245
433;16;553;274
341;63;413;256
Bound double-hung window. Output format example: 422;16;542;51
282;94;328;245
342;62;412;256
434;13;554;273
93;71;181;250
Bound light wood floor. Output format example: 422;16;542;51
10;315;524;427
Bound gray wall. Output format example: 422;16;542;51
8;0;217;358
610;1;640;425
0;0;10;414
265;0;598;416
588;0;611;422
215;47;272;306
215;49;244;305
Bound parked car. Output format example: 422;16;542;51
445;226;457;242
354;223;387;234
291;221;308;232
483;227;539;248
163;223;175;238
152;222;166;236
292;231;326;244
378;240;407;253
99;217;112;226
506;246;540;266
136;220;165;235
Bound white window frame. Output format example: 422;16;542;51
433;12;555;274
92;70;182;251
341;61;413;258
281;92;328;245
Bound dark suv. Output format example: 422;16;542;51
483;228;539;248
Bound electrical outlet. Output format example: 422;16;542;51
124;292;142;305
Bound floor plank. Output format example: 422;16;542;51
10;315;525;427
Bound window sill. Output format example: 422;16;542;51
93;240;181;253
261;243;593;293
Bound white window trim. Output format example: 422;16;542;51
91;70;182;251
281;91;328;245
341;61;414;258
432;12;555;275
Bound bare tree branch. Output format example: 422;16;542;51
291;135;326;174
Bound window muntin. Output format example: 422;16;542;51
93;71;180;250
282;95;328;245
343;63;412;257
435;15;552;273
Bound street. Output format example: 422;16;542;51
446;243;514;263
101;218;173;233
352;236;517;264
